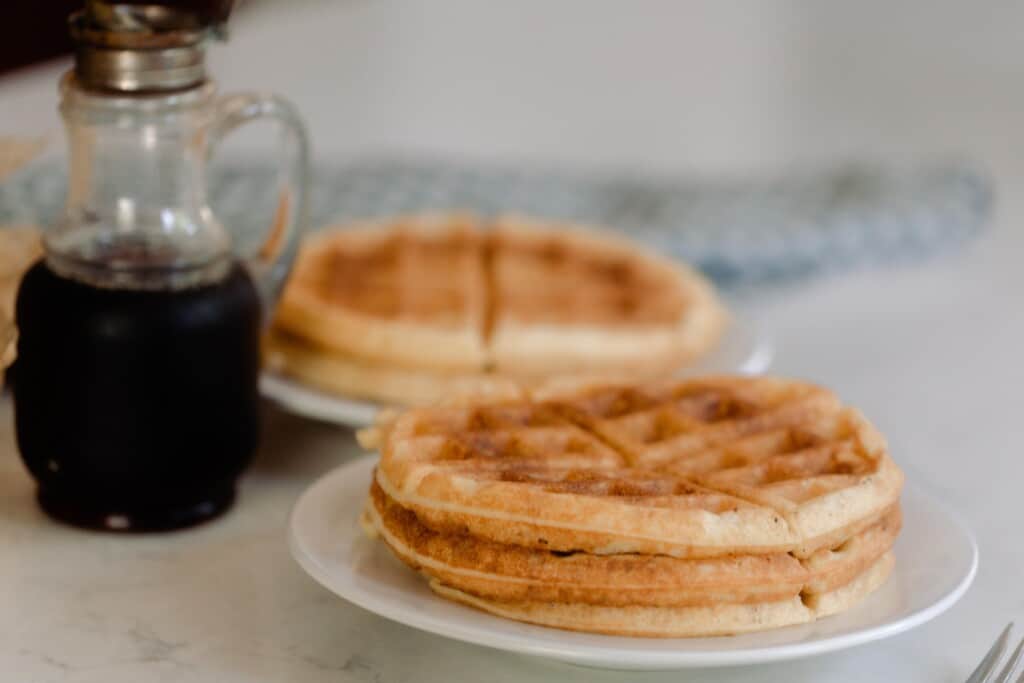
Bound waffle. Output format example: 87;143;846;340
489;216;726;376
369;376;903;559
265;329;644;407
270;214;726;401
362;375;903;636
366;479;900;608
365;481;899;636
427;552;895;637
274;214;488;371
264;329;527;406
537;376;902;556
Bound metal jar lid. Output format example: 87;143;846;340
69;2;224;92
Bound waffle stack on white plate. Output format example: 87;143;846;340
358;376;904;637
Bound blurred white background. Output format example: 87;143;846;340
3;0;1022;175
224;1;1022;173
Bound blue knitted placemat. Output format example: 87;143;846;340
0;156;991;287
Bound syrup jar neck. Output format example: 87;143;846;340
47;75;231;290
49;0;309;302
49;1;238;290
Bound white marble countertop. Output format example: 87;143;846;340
2;2;1022;680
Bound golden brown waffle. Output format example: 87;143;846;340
537;376;902;556
264;329;527;406
427;552;894;637
362;376;903;636
270;214;726;397
274;214;488;370
367;479;900;607
489;216;726;376
365;481;899;636
266;327;667;407
370;376;903;559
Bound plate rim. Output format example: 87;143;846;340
288;456;979;670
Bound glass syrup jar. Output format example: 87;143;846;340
13;2;309;531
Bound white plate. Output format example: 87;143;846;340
288;457;978;671
262;317;774;428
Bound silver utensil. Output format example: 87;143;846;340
967;623;1024;683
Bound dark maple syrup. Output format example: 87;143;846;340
13;260;261;531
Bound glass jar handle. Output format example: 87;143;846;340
207;92;310;314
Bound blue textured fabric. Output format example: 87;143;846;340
0;157;991;288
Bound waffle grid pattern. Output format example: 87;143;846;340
385;378;893;542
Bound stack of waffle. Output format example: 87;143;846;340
266;214;726;406
359;376;904;637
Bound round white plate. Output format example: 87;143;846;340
288;457;978;671
262;317;774;428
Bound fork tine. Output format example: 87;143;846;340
967;623;1014;683
996;637;1024;683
